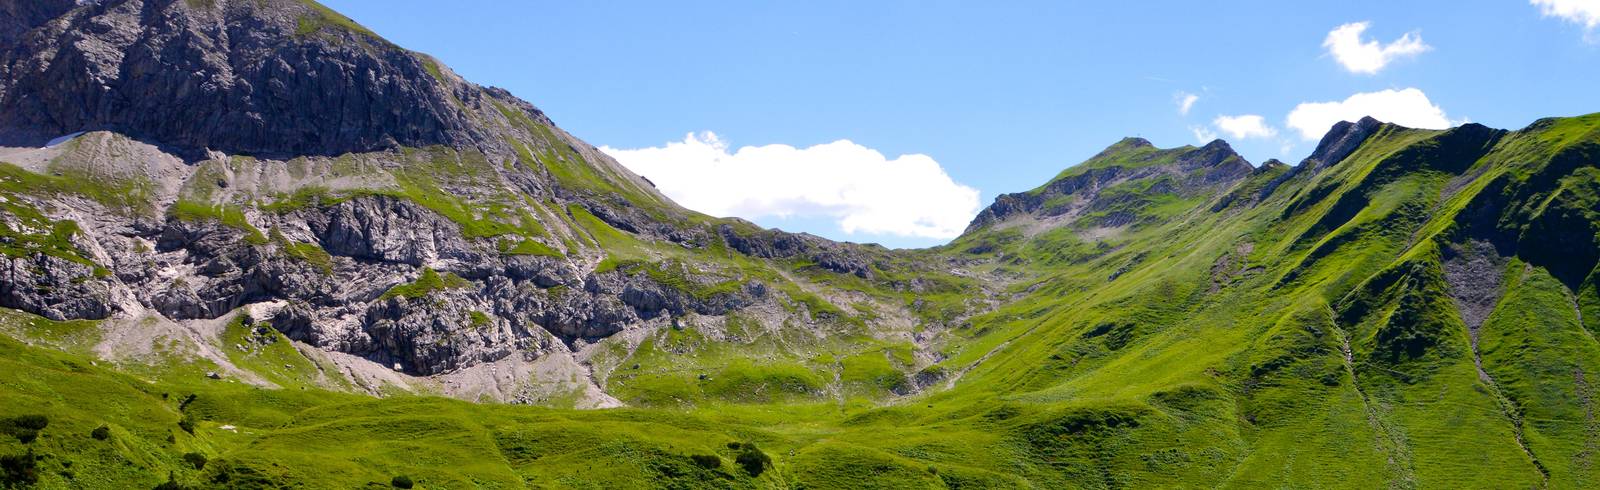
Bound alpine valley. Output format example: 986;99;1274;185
2;1;1600;488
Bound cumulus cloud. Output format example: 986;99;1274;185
1286;88;1455;140
1212;115;1278;140
601;132;981;240
1175;92;1199;116
1323;22;1430;74
1532;0;1600;40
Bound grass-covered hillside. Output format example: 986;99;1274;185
5;112;1600;488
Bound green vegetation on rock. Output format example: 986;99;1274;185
379;268;472;301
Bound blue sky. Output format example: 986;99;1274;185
323;0;1600;248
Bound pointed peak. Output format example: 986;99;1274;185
1199;138;1235;153
1182;138;1250;168
1300;117;1384;171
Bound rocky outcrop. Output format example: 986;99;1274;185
310;196;486;268
1255;117;1387;203
717;224;876;279
1300;116;1383;172
0;253;114;321
0;187;799;376
0;0;500;158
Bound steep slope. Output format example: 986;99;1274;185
913;113;1600;488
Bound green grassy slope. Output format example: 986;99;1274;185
5;102;1600;488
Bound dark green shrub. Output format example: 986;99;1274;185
178;414;196;434
734;443;771;477
391;475;414;488
0;415;48;443
0;450;38;487
690;454;721;469
182;452;207;470
91;425;111;440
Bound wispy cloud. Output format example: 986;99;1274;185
1175;92;1199;116
1531;0;1600;41
1323;22;1430;74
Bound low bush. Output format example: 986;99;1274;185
0;450;37;487
734;443;771;477
183;452;207;470
690;454;721;469
0;415;47;443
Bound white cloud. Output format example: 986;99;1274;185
1189;125;1218;143
1175;92;1199;116
601;132;980;240
1532;0;1600;40
1285;88;1455;140
1323;21;1430;74
1212;114;1278;139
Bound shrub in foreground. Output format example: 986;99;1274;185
734;443;771;477
690;454;721;469
0;415;47;443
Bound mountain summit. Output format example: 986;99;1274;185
2;1;1600;488
0;0;497;157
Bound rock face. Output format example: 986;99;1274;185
716;224;878;279
1300;116;1383;172
0;187;779;376
0;253;114;321
0;0;492;158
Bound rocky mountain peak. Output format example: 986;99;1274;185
1299;115;1385;172
0;0;496;159
1185;139;1248;169
963;137;1254;233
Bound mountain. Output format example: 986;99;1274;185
2;1;1600;488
